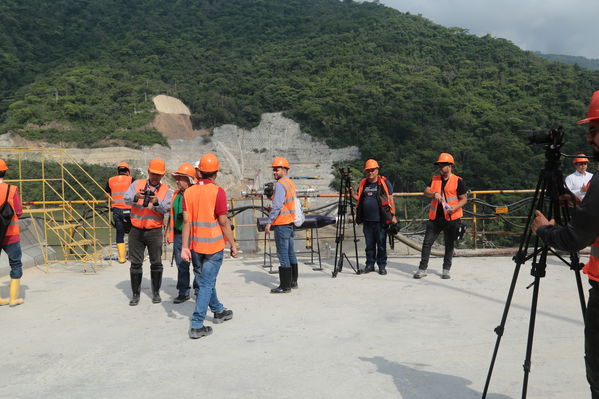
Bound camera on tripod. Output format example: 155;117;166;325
527;126;564;146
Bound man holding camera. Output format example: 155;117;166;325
533;90;599;398
105;161;134;263
414;153;467;280
350;159;396;275
124;158;173;306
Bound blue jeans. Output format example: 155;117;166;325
1;241;23;279
173;233;198;296
191;250;225;328
112;208;130;244
363;221;387;269
273;224;297;268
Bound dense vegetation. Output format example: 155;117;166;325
2;0;599;190
536;52;599;71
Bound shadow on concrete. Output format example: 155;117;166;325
234;268;277;288
360;356;513;399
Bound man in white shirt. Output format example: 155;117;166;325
565;153;593;203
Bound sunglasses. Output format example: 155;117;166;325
365;168;377;173
435;163;451;167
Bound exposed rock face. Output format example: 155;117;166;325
151;95;208;140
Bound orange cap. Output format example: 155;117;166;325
198;153;220;173
434;153;455;165
577;91;599;124
573;154;589;164
172;162;196;178
148;158;166;175
0;159;7;171
271;157;290;169
364;159;380;170
117;162;130;170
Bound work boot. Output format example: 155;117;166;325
290;263;299;289
173;293;190;304
442;269;451;279
129;272;142;306
8;279;24;307
189;326;213;339
0;296;8;306
151;270;162;304
117;243;127;264
364;265;375;274
213;309;233;324
413;269;427;279
271;267;292;294
378;268;387;275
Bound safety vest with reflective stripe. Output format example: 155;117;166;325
108;175;133;209
583;237;599;282
273;177;296;226
167;189;182;242
0;183;19;236
183;182;225;254
356;176;395;225
428;174;464;221
130;179;169;229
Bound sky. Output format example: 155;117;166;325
380;0;599;60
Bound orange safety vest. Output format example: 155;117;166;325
130;179;169;229
183;182;225;254
428;174;464;221
583;237;599;282
108;175;133;210
272;177;296;226
167;189;182;242
356;176;395;225
0;183;19;236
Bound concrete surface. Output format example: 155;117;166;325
0;253;590;398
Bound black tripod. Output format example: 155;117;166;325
482;128;587;398
332;168;361;277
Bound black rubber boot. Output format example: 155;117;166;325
129;272;142;306
271;267;292;294
290;263;298;289
151;270;162;304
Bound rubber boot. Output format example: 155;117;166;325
270;267;292;294
290;263;299;289
151;270;162;304
0;294;8;306
129;272;142;306
117;243;127;264
9;278;24;307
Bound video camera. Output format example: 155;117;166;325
527;126;564;147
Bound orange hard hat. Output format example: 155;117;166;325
0;159;7;171
172;162;196;179
271;157;290;169
364;159;380;170
434;153;455;165
573;154;589;164
147;158;166;175
198;153;220;173
117;162;130;170
577;90;599;124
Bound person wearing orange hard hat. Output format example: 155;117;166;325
105;161;134;263
0;159;25;307
414;153;468;280
181;153;237;339
265;156;299;293
533;90;599;398
124;158;173;306
565;153;593;203
350;159;396;275
167;162;198;304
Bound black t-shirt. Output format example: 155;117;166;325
361;179;393;222
433;177;467;221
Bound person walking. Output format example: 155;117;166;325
105;161;134;263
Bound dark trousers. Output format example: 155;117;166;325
363;221;387;270
173;232;198;296
587;281;599;398
112;208;130;244
418;219;459;271
128;227;163;274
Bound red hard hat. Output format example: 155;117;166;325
573;154;589;164
0;159;7;171
172;162;196;178
434;153;455;165
198;153;220;173
364;159;380;170
148;158;166;175
271;157;290;169
577;90;599;124
117;162;130;170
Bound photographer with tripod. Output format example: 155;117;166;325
532;90;599;398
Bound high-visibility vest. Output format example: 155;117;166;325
130;179;169;229
428;174;464;221
0;183;19;237
167;189;182;242
273;177;296;226
183;182;226;254
108;175;133;209
583;237;599;282
356;176;395;225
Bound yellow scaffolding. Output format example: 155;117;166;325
1;147;113;272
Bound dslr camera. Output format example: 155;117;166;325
140;188;155;207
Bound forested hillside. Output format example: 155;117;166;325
536;52;599;71
2;0;599;190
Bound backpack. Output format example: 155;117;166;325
293;197;305;227
0;184;15;242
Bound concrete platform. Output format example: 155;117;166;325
0;253;590;398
